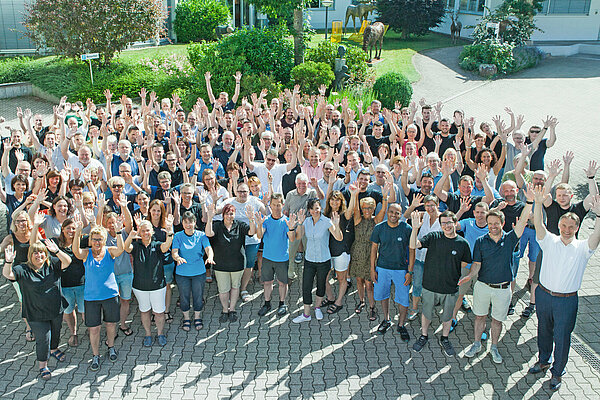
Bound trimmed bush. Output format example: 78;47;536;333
305;41;369;84
290;61;334;94
372;72;412;109
174;0;230;43
459;40;516;75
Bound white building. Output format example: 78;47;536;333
306;0;600;42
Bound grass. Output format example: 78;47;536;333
307;31;468;82
117;44;188;64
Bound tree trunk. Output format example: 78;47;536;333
293;8;304;65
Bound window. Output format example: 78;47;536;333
308;0;336;9
459;0;484;13
540;0;591;14
447;0;456;9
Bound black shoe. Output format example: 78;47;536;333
412;335;428;352
528;362;551;375
219;312;229;323
550;375;562;391
108;347;118;362
439;336;456;356
258;304;272;317
90;355;100;371
461;297;472;312
397;326;410;342
521;304;535;318
377;320;391;335
507;303;515;316
229;311;238;322
346;280;353;292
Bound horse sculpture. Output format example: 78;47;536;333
345;3;376;33
363;22;385;63
450;14;462;44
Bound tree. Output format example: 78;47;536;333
376;0;445;39
246;0;305;64
174;0;231;43
24;0;166;65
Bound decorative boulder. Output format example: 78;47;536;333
479;63;497;78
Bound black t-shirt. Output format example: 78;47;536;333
210;220;250;272
420;232;472;294
544;200;587;237
365;135;390;156
444;193;485;220
153;227;174;264
329;213;352;257
527;139;548;171
0;144;34;173
342;189;383;206
491;200;525;232
11;232;30;265
434;133;456;157
130;240;166;291
13;256;64;321
406;188;428;213
175;202;204;232
282;165;301;197
57;237;89;287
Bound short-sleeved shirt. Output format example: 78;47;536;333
342;188;383;207
174;202;204;232
283;188;318;216
172;230;211;276
219;197;263;245
251;162;289;194
13;256;63;321
303;215;334;263
529;139;548;171
444;193;485;220
459;218;489;255
130;240;166;291
538;233;595;293
329;214;352;257
473;231;519;284
491;200;525;232
370;221;412;270
420;232;472;294
544;200;587;237
83;249;119;301
210;220;250;272
262;216;290;262
57;238;88;287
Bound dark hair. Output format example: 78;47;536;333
222;203;236;216
475;147;498;167
487;210;505;223
69;179;85;189
439;210;457;223
324;190;347;217
307;198;321;211
421;172;434;181
58;218;75;247
182;211;197;224
11;174;29;191
423;195;439;205
373;121;383;127
50;195;74;217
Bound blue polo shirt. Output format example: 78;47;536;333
370;221;412;271
262;215;290;263
172;230;212;277
188;158;225;179
111;155;140;178
473;230;519;284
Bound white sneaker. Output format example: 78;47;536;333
292;314;311;323
464;342;482;358
490;345;503;364
315;308;324;320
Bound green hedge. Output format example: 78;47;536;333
174;0;230;42
372;72;412;109
291;61;334;94
305;41;369;85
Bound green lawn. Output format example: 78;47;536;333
307;31;467;82
117;44;189;63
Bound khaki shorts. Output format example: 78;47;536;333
422;288;458;323
472;280;512;322
214;270;244;293
459;266;477;296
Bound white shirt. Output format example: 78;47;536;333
219;196;264;245
416;213;441;262
250;162;288;194
538;233;595;293
67;153;106;180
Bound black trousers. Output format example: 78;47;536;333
302;260;330;305
29;315;63;362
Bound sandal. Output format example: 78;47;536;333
25;329;35;342
50;349;66;362
182;319;191;332
68;334;79;347
194;318;203;330
355;301;366;314
241;291;250;302
40;367;51;380
119;326;133;336
327;303;344;314
368;307;377;321
165;312;174;323
321;298;335;308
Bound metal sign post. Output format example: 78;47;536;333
80;53;100;85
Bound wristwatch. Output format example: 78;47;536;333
407;271;414;275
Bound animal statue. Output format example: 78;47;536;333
363;22;385;63
345;3;376;33
450;14;462;43
215;24;234;40
498;18;515;41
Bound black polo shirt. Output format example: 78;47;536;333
12;256;63;321
421;232;472;294
544;200;587;237
473;230;519;284
210;220;250;272
342;188;383;206
445;193;485;220
130;240;166;291
491;200;525;232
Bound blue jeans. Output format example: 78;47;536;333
412;260;425;298
62;286;85;314
535;286;578;377
245;243;260;269
175;273;206;312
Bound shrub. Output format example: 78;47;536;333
291;61;334;94
174;0;231;43
328;87;378;113
305;41;369;84
459;40;516;75
372;72;412;109
376;0;446;39
0;57;37;83
24;0;165;65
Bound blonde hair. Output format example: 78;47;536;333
28;242;50;269
10;210;32;233
89;225;108;243
360;197;376;208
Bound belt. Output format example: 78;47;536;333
539;284;577;298
485;282;510;289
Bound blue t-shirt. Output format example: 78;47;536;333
459;218;489;259
262;215;290;263
172;230;211;277
83;249;119;301
370;221;412;270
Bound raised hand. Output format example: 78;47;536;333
4;245;15;264
459;196;472;213
589;195;600;215
410;211;423;229
45;239;59;254
562;151;574;167
583;160;599;178
244;205;255;220
475;163;488;182
453;135;463;151
331;211;340;226
411;193;424;208
133;213;144;229
533;184;547;204
165;215;175;233
34;211;46;226
287;213;298;230
255;211;266;226
547;159;562;177
297;209;306;225
524;182;535;203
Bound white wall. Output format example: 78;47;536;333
306;0;376;31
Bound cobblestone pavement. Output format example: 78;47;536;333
1;49;600;399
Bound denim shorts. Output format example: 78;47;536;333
115;272;133;301
245;243;260;269
519;227;540;262
163;262;175;284
62;285;85;314
411;260;425;298
373;267;410;307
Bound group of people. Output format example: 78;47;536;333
1;75;599;392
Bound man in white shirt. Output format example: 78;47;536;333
528;188;600;391
245;146;296;194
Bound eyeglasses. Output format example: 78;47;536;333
530;130;541;134
323;167;333;171
440;221;455;226
83;201;94;206
237;190;249;193
376;171;386;174
166;159;177;162
91;238;104;243
15;219;28;224
112;184;123;189
266;158;277;162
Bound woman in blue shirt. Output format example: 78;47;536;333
292;199;343;323
172;211;214;331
